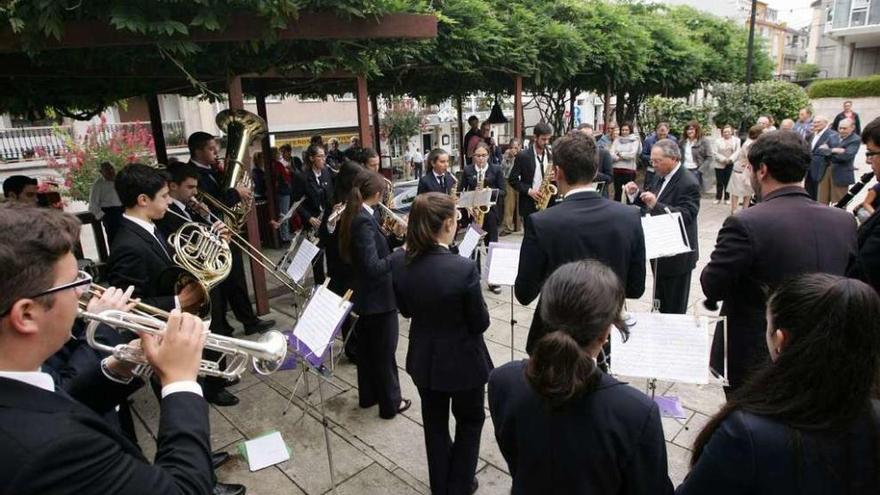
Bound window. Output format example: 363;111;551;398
851;0;870;27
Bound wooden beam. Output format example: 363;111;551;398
370;92;382;155
0;13;438;53
255;90;279;249
227;76;244;110
456;96;465;170
356;76;371;150
514;75;524;141
146;94;168;165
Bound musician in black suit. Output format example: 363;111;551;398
491;260;673;495
678;274;880;494
0;203;214;495
625;139;701;314
187;132;273;348
296;144;334;284
390;193;492;495
702;130;857;393
339;170;411;419
509;123;553;219
848;117;880;292
106;164;202;313
576;124;613;197
417;148;456;195
515;132;646;354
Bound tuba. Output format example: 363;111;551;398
200;109;268;231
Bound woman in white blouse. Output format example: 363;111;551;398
713;125;740;205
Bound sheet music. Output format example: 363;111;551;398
285;238;320;283
458;189;494;208
486;242;520;286
610;312;710;384
244;431;290;471
641;212;691;260
292;286;352;360
458;224;484;259
278;197;306;224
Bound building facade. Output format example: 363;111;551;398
810;0;880;77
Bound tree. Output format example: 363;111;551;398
711;81;809;130
381;99;422;156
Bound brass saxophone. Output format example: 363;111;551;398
380;177;406;238
535;152;557;211
472;167;489;227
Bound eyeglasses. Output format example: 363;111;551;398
473;153;489;158
867;150;880;158
0;270;93;317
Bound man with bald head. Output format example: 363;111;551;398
780;119;795;131
806;115;840;201
827;118;861;203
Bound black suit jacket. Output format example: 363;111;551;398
631;165;701;275
508;147;551;217
319;206;352;296
155;202;207;242
296;167;334;223
459;163;506;221
676;404;880;494
348;208;397;315
190;161;241;212
515;191;646;352
702;186;857;388
849;207;880;293
391;247;493;392
417;171;455;195
106;218;176;311
488;362;673;495
0;377;213;495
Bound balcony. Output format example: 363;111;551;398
828;1;880;44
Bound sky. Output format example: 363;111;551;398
765;0;815;28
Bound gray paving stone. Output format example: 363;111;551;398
334;463;421;495
216;459;305;495
474;464;513;494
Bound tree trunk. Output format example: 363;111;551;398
568;87;576;132
603;79;613;131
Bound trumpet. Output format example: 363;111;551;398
80;309;288;380
83;274;212;319
326;202;346;234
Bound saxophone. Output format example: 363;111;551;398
535;151;557;211
472;166;489;227
448;174;462;221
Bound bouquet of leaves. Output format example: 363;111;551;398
37;115;156;201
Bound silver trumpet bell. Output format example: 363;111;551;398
82;309;288;380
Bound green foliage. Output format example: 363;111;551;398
712;81;809;129
641;96;714;138
807;75;880;98
795;63;820;81
381;100;422;155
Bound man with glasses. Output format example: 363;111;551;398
460;142;506;294
849;117;880;293
0;203;214;495
296;144;334;284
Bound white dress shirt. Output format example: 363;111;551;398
627;162;681;203
0;369;201;399
811;128;826;150
363;203;375;217
563;184;597;199
531;149;546;192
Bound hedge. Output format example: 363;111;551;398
807;75;880;98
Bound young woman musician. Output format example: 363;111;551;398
338;169;410;419
488;260;673;494
390;193;492;495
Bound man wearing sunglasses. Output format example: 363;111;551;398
0;203;213;494
848;117;880;293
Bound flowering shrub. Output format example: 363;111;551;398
37;115;155;201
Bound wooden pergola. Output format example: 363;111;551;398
0;12;440;314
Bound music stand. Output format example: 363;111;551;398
486;242;521;361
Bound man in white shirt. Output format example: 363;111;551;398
0;202;214;495
88;162;123;243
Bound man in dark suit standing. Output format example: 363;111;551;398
827;118;862;204
848;117;880;293
0;203;214;495
515;132;646;354
806;115;840;202
417;148;455;195
509;123;553;219
703;130;857;393
186;133;274;346
625;139;701;314
295;145;334;284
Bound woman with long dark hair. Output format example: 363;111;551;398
338;169;410;419
390;193;492;495
677;273;880;494
488;260;672;494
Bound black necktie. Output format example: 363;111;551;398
654;176;665;195
439;175;446;191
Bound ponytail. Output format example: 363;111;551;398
405;193;456;263
526;331;601;407
338;169;387;263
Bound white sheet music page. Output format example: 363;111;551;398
486;242;520;286
285;238;320;283
244;431;290;471
458;224;484;259
292;286;352;359
641;212;691;260
610;312;711;384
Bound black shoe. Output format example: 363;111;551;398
225;376;241;387
212;451;231;469
211;321;236;336
213;483;246;495
207;389;240;407
244;318;275;335
488;284;502;295
470;477;479;494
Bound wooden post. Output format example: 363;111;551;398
228;75;270;315
514;75;523;140
255;90;279;249
146;94;168;165
370;92;382;156
456;95;465;170
356;76;371;149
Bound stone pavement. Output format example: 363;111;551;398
129;196;739;494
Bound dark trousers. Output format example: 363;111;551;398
414;163;423;179
418;386;485;495
805;173;819;200
356;310;402;418
714;166;732;200
101;206;124;244
654;270;692;314
613;169;636;202
211;246;258;329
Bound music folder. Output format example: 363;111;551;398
641;211;691;260
486;242;520;286
457;189;495;208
